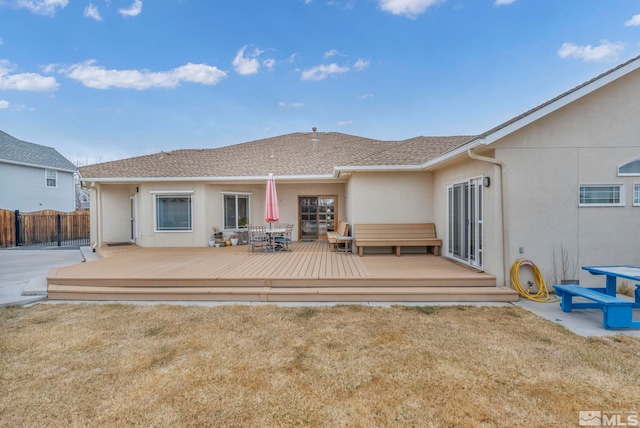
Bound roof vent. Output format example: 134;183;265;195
311;127;319;144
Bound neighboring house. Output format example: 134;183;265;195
79;55;640;288
0;131;77;212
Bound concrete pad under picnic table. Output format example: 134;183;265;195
514;297;640;337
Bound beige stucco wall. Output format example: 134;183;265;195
347;171;434;224
92;180;345;248
488;68;640;287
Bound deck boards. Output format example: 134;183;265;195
47;241;518;302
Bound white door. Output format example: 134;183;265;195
130;195;137;243
447;178;483;269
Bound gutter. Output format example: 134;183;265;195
1;158;77;174
79;174;339;183
466;148;510;288
83;181;101;249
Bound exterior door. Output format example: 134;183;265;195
129;195;137;243
447;178;483;269
299;196;336;240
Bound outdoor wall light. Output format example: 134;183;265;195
483;176;491;187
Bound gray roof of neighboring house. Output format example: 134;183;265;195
0;130;77;172
78;133;474;179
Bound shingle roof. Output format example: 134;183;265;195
79;132;474;179
0;130;77;172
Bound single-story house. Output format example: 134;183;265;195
79;55;640;288
0;130;77;212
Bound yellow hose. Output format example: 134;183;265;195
510;258;558;302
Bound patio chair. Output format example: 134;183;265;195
248;225;268;253
273;223;293;252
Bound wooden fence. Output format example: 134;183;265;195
0;209;90;248
0;209;16;248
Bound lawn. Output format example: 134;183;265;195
1;303;639;427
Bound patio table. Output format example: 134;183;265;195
582;265;640;303
264;228;286;252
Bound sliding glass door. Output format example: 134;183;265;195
447;178;483;269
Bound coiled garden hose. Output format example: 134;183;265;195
510;258;558;302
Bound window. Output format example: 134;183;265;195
224;193;250;230
45;169;57;188
634;184;640;206
155;193;192;231
579;185;624;206
618;158;640;176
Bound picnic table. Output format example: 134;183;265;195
554;266;640;329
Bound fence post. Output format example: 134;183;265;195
15;210;22;246
57;214;62;246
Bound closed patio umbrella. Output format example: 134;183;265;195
265;173;279;226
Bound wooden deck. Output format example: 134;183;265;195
47;241;519;302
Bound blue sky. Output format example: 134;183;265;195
1;0;640;163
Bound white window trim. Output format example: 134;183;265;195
153;192;193;233
618;157;640;176
578;184;625;207
633;183;640;207
150;190;194;195
223;193;251;231
45;169;57;188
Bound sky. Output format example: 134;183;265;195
1;0;640;164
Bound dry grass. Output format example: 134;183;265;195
1;303;639;427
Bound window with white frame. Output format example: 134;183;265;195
45;169;57;188
223;193;250;230
618;158;640;176
634;184;640;206
579;184;625;206
154;193;193;231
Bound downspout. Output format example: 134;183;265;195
85;181;102;250
467;149;510;287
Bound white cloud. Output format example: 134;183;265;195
494;0;516;5
557;40;625;63
337;120;352;126
378;0;444;18
278;101;305;109
0;38;3;45
61;60;227;90
0;60;59;91
324;50;341;58
0;100;8;109
327;0;355;10
625;14;640;27
301;63;350;81
118;0;142;17
232;46;263;75
263;58;276;70
16;0;69;15
359;93;373;100
84;3;102;21
354;58;370;71
41;63;59;73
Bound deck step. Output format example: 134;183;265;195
47;284;518;303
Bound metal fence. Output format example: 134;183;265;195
0;209;90;248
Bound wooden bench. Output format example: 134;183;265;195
327;221;349;251
554;284;635;330
354;223;442;257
